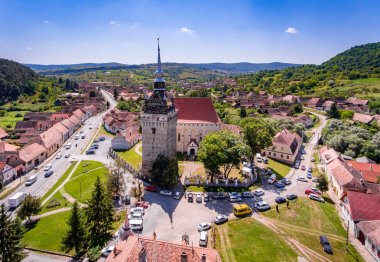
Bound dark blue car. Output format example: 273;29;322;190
275;196;287;204
275;182;285;188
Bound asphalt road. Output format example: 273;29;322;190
2;89;117;217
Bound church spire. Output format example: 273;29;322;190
154;37;164;83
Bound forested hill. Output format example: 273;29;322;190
0;58;37;103
235;42;380;97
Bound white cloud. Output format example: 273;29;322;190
110;21;117;25
285;27;298;34
180;27;194;34
26;47;32;50
43;20;49;24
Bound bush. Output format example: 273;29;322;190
15;113;23;117
46;199;61;209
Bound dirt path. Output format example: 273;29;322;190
217;226;237;262
135;143;142;156
32;207;71;220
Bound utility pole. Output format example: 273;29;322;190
80;181;82;201
346;221;349;252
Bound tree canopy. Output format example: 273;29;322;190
150;153;179;189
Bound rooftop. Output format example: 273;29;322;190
175;97;220;124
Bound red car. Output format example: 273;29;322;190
305;188;322;195
301;165;306;171
144;185;158;192
135;201;149;209
305;189;313;195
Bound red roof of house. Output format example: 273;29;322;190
356;220;380;247
174;97;220;124
19;143;46;162
0;142;19;153
308;97;322;105
0;127;8;139
345;191;380;221
221;124;241;136
352;113;374;124
347;160;380;173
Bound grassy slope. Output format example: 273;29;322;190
267;159;291;179
215;218;298;262
0;111;27;130
263;197;363;262
116;144;142;170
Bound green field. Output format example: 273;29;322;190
215;218;298;262
116;144;142;170
0;111;27;130
64;167;108;202
263;197;363;262
71;160;105;179
97;125;116;138
266;159;291;179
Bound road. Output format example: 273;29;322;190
2;89;117;216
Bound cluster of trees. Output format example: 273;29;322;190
321;119;380;161
117;98;143;112
150;154;179;188
0;59;37;103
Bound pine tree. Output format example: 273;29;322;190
0;204;25;262
113;88;118;100
61;202;86;254
85;177;114;247
327;102;340;119
239;107;247;118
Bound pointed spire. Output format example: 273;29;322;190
154;37;164;82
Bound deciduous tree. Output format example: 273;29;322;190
107;159;126;199
317;174;329;195
17;194;41;223
150;154;179;188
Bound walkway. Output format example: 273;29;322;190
134;142;142;156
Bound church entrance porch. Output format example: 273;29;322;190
186;139;199;161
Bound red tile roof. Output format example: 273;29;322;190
106;235;221;262
356;220;380;247
345;191;380;221
0;142;19;153
73;109;85;120
221;124;241;136
19;143;46;162
0;128;8;139
352;113;374;124
174;98;220;124
347;161;380;183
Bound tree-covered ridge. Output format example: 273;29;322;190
0;58;37;103
234;42;380;97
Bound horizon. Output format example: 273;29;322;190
1;0;379;65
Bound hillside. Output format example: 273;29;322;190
25;61;300;75
0;59;37;103
234;42;380;99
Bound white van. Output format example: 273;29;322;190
130;219;143;231
65;143;72;149
199;231;208;247
256;153;262;163
74;135;80;140
44;163;52;171
25;175;37;186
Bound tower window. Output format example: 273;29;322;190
152;128;156;135
178;133;181;142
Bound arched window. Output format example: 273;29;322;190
152;128;156;135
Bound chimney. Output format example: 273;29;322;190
202;253;206;262
180;251;188;262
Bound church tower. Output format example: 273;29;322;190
140;38;177;178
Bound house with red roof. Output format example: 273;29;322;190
106;235;221;262
111;127;140;150
82;105;97;119
0;152;25;183
72;109;86;122
347;161;380;184
355;220;380;261
307;97;324;109
352;113;376;125
262;129;302;165
0;128;8;140
19;143;47;172
0;161;17;185
36;126;65;157
174;97;221;156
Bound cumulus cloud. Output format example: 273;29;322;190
180;27;194;34
43;20;49;24
285;27;298;34
26;47;32;50
110;21;117;25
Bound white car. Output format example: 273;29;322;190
229;195;242;202
56;153;62;159
254;189;265;196
44;163;52;171
309;193;325;203
196;193;202;203
160;190;172;196
198;222;211;232
242;191;254;198
65;153;70;158
228;192;241;197
130;207;145;215
173;192;183;200
255;201;271;211
101;246;114;257
214;214;228;225
297;176;307;182
128;212;143;220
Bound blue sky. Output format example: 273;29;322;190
0;0;379;65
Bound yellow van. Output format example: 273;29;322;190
233;204;252;217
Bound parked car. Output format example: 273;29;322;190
196;193;203;203
198;222;211;232
275;196;287;204
99;137;106;141
173;192;183;200
128;212;143;220
213;192;227;199
263;157;269;164
229;195;242;202
91;144;99;149
254;189;265;196
275;182;285;188
214;214;228;225
44;170;53;178
242;191;254;198
101;246;114;257
294;164;300;169
44;163;52;171
204;193;210;202
135;201;149;209
228;192;242;197
309;193;325;203
300;156;305;160
286;193;298;200
319;236;333;254
301;165;306;171
187;192;194;202
130;207;145;215
145;185;158;192
160;190;172;196
86;149;95;155
81;135;86;139
56;153;62;159
302;149;306;154
26;175;37;186
297;176;307;182
281;178;291;185
124;194;131;205
308;167;312;172
307;173;313;179
80;129;84;133
255;201;271;211
312;177;319;183
305;189;314;195
65;153;70;158
199;231;208;247
311;188;322;195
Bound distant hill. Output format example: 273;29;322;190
0;58;37;103
25;61;301;75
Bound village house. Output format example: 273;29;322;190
322;100;335;111
307;97;324;109
18;142;47;173
262;129;302;165
355;220;380;261
0;141;19;153
281;94;300;104
82;105;97;119
103;110;140;135
35;126;65;157
221;123;241;137
319;146;341;171
352;113;377;125
50;113;70;123
52;122;70;142
0;161;17;185
18;129;42;145
111;127;140;150
0;153;25;181
347;161;380;184
14;120;48;136
175;97;221;157
119;91;140;101
0;128;8;140
60;118;76;136
105;235;221;262
72;109;86;123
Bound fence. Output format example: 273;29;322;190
109;149;141;178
